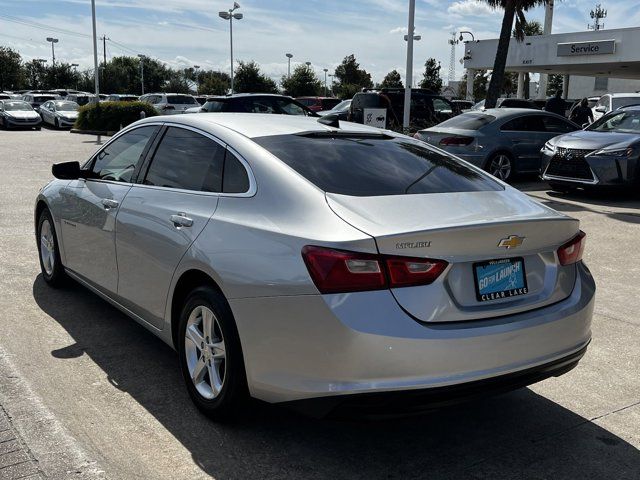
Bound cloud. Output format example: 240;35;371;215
389;26;408;34
447;1;494;17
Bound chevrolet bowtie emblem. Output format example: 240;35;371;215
498;235;525;249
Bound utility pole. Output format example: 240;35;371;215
589;4;607;31
100;35;110;66
403;0;417;132
91;0;100;95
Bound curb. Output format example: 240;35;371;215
70;129;115;136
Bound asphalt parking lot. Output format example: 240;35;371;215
0;128;638;480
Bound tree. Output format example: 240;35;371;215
43;63;79;90
0;46;23;91
24;59;48;90
164;70;191;94
419;58;443;92
233;61;278;94
379;69;403;89
197;71;230;95
547;74;564;96
281;64;322;97
333;54;373;98
458;69;489;102
483;0;548;108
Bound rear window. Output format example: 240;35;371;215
254;134;501;196
437;113;496;130
203;100;226;112
351;94;383;109
321;98;341;110
167;95;197;105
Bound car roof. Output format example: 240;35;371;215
606;93;640;98
135;112;387;139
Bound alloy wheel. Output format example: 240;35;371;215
184;305;226;399
489;154;512;181
40;219;55;276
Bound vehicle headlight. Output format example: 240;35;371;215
592;147;634;157
543;141;556;153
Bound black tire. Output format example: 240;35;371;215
178;285;248;421
35;126;41;131
485;152;514;182
37;208;67;287
54;118;59;129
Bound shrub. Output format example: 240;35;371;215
75;101;158;132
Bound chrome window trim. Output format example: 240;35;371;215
137;122;257;198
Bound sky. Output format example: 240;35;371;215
0;0;638;85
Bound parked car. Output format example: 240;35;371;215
0;93;12;100
22;93;61;112
451;99;475;112
36;113;593;419
296;96;341;112
184;94;315;116
139;93;199;115
39;100;80;128
592;93;640;121
317;99;352;120
106;94;139;102
66;94;99;106
0;100;42;129
415;108;579;181
49;89;82;98
349;88;457;131
542;105;640;192
472;98;540;111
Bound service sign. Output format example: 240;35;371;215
363;108;387;128
557;39;615;57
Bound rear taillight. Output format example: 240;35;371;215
557;231;586;266
439;136;474;146
302;246;448;294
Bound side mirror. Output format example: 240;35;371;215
52;161;82;180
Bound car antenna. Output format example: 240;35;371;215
317;114;340;129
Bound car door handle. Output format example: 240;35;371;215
170;213;193;228
101;198;119;210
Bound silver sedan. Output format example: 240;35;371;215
39;100;80;128
0;100;42;129
35;114;595;419
415;109;579;181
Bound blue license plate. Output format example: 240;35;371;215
473;257;528;302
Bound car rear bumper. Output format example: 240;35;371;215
230;262;595;404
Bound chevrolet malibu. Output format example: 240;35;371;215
35;114;595;419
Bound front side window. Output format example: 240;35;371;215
91;126;158;182
144;127;225;192
254;134;501;197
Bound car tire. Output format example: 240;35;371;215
35;126;41;131
178;285;248;421
486;152;514;182
54;118;59;129
37;208;66;287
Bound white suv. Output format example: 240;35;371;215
139;93;199;115
592;93;640;121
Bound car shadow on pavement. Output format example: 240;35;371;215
32;275;640;480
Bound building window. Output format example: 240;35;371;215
594;77;609;91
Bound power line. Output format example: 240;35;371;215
0;14;90;39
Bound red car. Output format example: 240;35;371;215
296;96;341;112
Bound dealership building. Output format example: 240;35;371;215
462;26;640;100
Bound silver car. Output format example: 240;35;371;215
139;93;199;115
416;109;579;181
35;114;595;419
39;100;80;128
0;100;42;129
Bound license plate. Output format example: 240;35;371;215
473;257;528;302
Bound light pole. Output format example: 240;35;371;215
286;53;293;78
194;65;200;93
138;54;146;95
219;2;243;94
323;68;328;96
403;0;417;132
305;61;311;67
91;0;100;95
46;37;58;68
328;73;334;96
71;63;79;90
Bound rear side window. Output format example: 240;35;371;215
542;116;577;133
501;115;546;132
254;134;501;196
437;113;496;130
144;127;225;192
167;95;197;105
223;150;250;193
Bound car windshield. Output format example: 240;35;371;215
254;134;501;196
587;110;640;133
612;97;640;110
435;113;496;130
55;102;78;111
35;96;56;102
167;95;197;105
3;101;32;111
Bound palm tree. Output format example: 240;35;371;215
484;0;548;108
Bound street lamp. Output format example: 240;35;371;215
459;31;475;42
138;54;146;95
323;68;328;96
219;2;243;94
305;61;311;67
46;37;58;68
286;53;293;78
71;63;79;90
194;65;200;93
